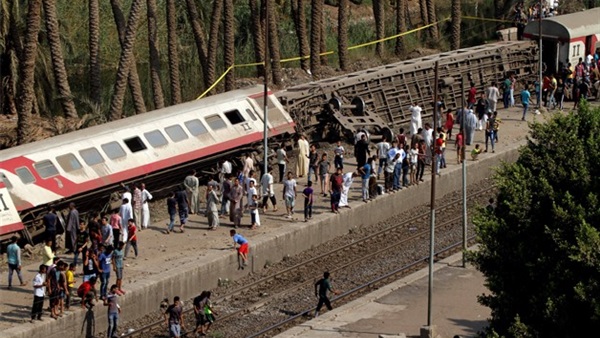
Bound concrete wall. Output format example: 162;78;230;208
0;146;520;338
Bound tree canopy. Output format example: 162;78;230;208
471;102;600;338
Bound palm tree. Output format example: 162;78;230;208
450;0;461;50
224;0;235;91
108;0;145;120
310;0;323;76
267;0;282;85
166;0;181;104
1;0;22;117
291;0;310;71
372;0;384;57
395;0;407;56
338;0;348;71
42;0;78;119
419;0;428;26
248;0;265;78
426;0;438;41
88;0;101;106
206;0;224;92
16;0;42;144
185;0;210;88
147;0;165;109
110;0;146;115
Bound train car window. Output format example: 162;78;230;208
1;172;14;189
184;119;208;136
165;124;189;142
246;109;257;121
101;142;126;160
15;167;35;184
143;130;168;148
33;160;59;179
123;137;147;153
206;115;227;130
56;153;83;172
224;110;245;125
79;147;105;166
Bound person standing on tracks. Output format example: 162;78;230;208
228;178;244;228
65;202;79;254
7;235;26;289
175;186;189;233
485;81;500;114
260;167;278;213
206;184;220;230
184;170;200;215
296;135;310;179
140;183;153;230
330;167;344;213
132;184;142;230
464;109;477;146
43;205;58;253
314;271;340;317
376;136;390;179
334;140;345;170
355;133;370;169
283;171;297;219
409;104;422;136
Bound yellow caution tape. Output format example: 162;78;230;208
196;64;234;100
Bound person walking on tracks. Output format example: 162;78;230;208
165;296;185;338
314;271;340;317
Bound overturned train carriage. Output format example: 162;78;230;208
277;40;538;140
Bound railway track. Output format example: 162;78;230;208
119;185;494;338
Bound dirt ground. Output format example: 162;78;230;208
0;103;549;330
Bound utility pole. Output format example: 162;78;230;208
427;60;439;328
263;0;270;177
461;77;467;268
538;0;543;108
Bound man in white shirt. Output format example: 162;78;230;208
260;167;278;213
375;136;390;179
141;183;153;229
184;170;200;215
485;82;500;113
31;264;47;322
282;172;297;219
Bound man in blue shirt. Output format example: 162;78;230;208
521;86;531;121
7;236;26;289
359;158;373;202
230;230;249;270
98;245;113;299
43;206;58;252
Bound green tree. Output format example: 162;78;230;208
470;103;600;338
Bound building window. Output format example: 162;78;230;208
33;160;59;179
165;124;189;142
56;153;83;172
15;167;35;184
123;137;147;153
206;115;227;130
144;130;168;148
224;109;245;125
101;141;127;160
184;119;208;136
79;147;105;166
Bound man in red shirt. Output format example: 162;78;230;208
468;82;477;109
78;276;97;309
435;134;444;175
329;168;344;213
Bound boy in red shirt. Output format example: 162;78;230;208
124;219;138;259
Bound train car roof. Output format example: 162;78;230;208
1;85;265;159
524;7;600;41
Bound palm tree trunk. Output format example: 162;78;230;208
224;0;235;91
372;0;384;58
110;0;146;115
88;0;101;105
147;0;165;109
108;0;145;120
206;0;224;92
291;0;310;71
248;0;265;78
16;0;42;144
310;0;323;76
43;0;78;119
166;0;181;104
267;0;282;85
320;16;327;66
419;0;428;27
426;0;438;41
338;0;348;71
450;0;461;50
185;0;210;88
395;0;407;56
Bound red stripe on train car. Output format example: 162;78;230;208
0;222;25;235
4;123;295;211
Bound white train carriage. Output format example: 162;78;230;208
0;85;294;242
